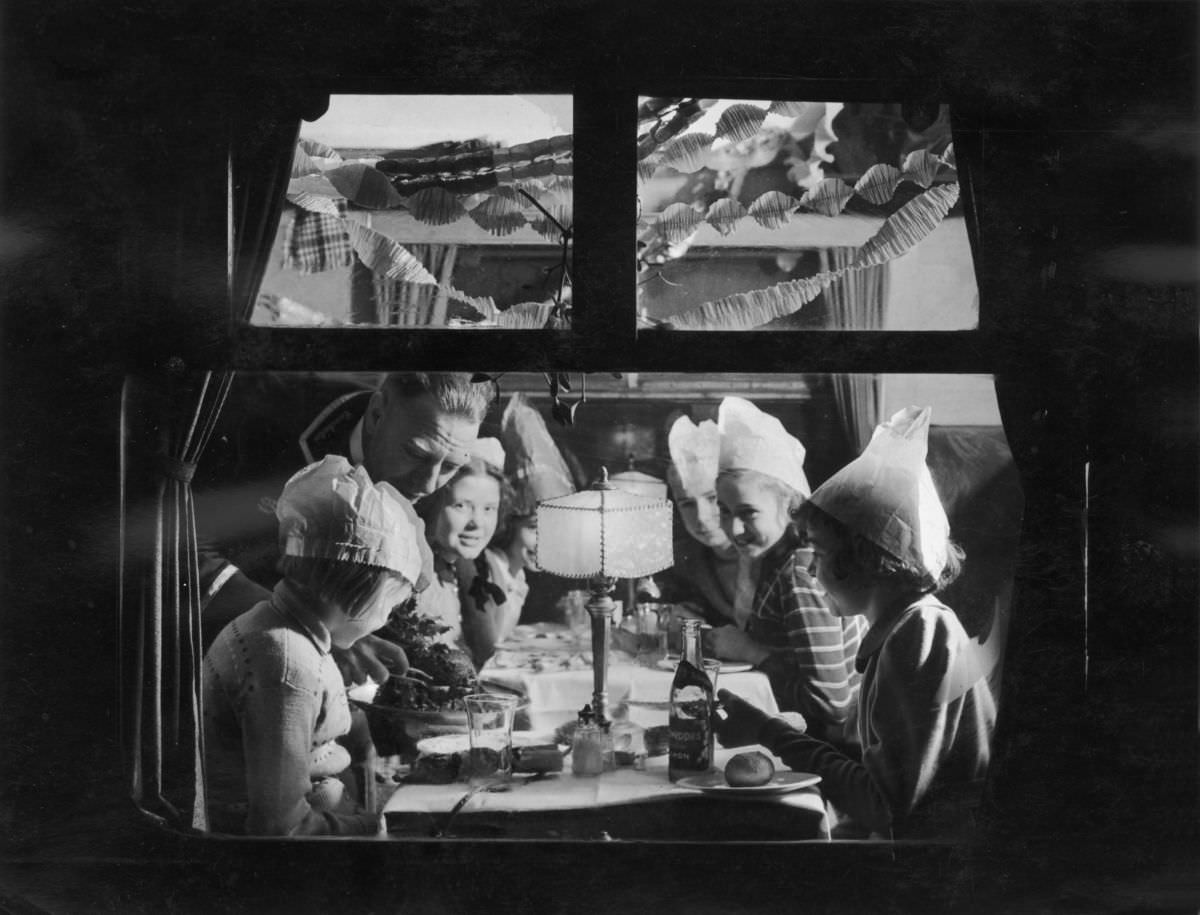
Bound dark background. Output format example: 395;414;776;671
1;1;1196;912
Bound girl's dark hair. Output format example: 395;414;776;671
416;457;516;547
277;555;393;617
797;501;965;595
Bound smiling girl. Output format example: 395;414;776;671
711;397;867;744
415;438;521;668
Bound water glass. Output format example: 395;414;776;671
702;659;721;691
634;603;668;665
464;693;518;784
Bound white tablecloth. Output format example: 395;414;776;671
481;662;776;731
384;743;820;818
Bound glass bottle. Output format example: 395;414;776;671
571;706;607;777
668;618;715;781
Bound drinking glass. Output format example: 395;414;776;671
464;694;518;784
702;659;721;691
634;603;668;665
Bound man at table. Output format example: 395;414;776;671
194;371;493;684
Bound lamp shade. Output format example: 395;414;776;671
536;476;674;579
608;470;670;502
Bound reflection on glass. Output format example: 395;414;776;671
636;98;978;331
252;94;573;328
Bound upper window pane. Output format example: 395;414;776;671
636;99;977;331
252;95;573;329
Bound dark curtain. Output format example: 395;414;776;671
121;107;301;831
821;247;887;452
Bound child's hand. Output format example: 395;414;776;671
704;625;771;665
334;634;411;686
713;688;773;748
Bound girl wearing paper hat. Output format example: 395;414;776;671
652;415;753;628
408;437;522;669
711;397;868;743
715;407;997;839
203;456;431;836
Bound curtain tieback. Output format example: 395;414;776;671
160;455;197;484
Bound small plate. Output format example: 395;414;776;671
675;771;821;795
656;658;754;674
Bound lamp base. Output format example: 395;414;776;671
586;575;617;725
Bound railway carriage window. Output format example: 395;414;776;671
248;95;573;329
636;98;976;331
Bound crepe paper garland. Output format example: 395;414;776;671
325;163;406;210
493;301;557;328
900;149;940;189
657;203;705;245
658;132;716;174
851;182;960;270
530;203;574;242
444;288;497;320
286;191;344;217
714;103;768;144
662;271;839;330
748;190;800;229
854;164;905;206
705;198;748;236
346;222;439;285
768;100;811;117
638;157;663;183
468;196;528;236
288;174;342;200
400;187;466;226
799;178;855;217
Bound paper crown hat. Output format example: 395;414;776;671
667;415;721;497
500;393;576;515
468;436;506;472
808;406;950;581
276;455;432;588
717;397;811;497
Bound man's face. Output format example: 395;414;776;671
361;391;480;501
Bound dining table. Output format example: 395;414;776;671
480;621;782;732
383;744;829;841
377;621;825;841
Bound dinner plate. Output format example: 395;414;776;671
675;770;821;795
655;658;754;674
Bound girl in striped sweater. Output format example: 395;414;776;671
709;397;867;744
715;407;996;839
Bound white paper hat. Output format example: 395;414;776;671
469;437;506;472
276;455;428;587
501;393;576;515
667;415;720;497
808;406;950;580
717;397;811;498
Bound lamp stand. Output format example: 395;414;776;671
586;574;618;724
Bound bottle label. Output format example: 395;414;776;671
668;716;713;777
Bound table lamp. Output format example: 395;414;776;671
536;467;674;724
608;468;669;502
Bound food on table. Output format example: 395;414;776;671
512;744;565;774
373;604;481;712
723;750;776;787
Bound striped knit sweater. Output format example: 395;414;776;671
747;529;867;740
757;595;997;839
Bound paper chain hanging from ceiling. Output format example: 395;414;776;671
636;99;963;330
284;136;573;327
289;135;573;239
